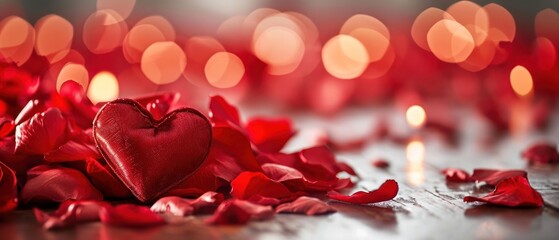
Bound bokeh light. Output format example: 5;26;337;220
96;0;136;19
322;34;369;79
427;19;475;63
141;41;186;85
34;15;73;62
82;10;128;54
205;51;245;89
87;71;119;104
406;105;427;128
510;65;533;97
0;16;35;66
56;63;89;93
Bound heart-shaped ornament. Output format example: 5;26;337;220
93;99;212;202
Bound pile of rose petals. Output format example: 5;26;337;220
0;90;400;228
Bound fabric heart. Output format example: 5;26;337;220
93;99;212;202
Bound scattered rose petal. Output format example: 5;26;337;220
15;108;70;154
206;199;274;225
100;204;166;227
34;200;109;230
246;118;294;152
276;196;336;215
442;168;473;182
20;165;103;204
84;160;132;198
151;191;224;216
470;169;527;186
135;93;180;120
0;162;18;214
464;176;544;208
327;179;398;204
209;95;241;127
44;139;100;162
0;117;14;138
521;142;559;165
230;171;296;201
372;159;390;169
14;99;47;125
0;136;43;183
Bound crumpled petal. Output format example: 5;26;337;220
20;165;103;204
521;142;559;165
0;162;18;214
470;169;527;186
230;171;296;201
276;196;336;215
100;204;166;227
246;118;295;152
50;81;98;130
151;191;224;216
14;99;47;125
34;200;109;230
212;126;262;172
0;136;43;184
15;108;70;154
44;139;100;162
84;160;132;198
206;199;274;225
327;179;398;204
209;95;241;127
441;168;474;183
464;176;544;208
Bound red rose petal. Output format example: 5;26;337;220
100;204;166;227
441;168;474;183
44;139;101;162
230;171;296;201
85;160;132;198
15;108;70;155
51;81;99;130
134;92;180;110
34;200;109;230
471;169;527;186
464;176;544;208
246;118;295;152
206;199;274;225
276;196;336;216
150;191;224;216
327;179;398;204
20;165;103;204
0;117;14;138
521;142;559;165
0;136;43;183
212;126;262;172
372;159;390;169
262;163;341;192
0;162;18;214
14;99;47;125
209;95;241;127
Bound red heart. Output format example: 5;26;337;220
93;99;212;202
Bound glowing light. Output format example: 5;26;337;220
0;16;35;66
205;52;245;89
35;15;73;61
122;24;166;63
82;10;128;54
535;9;559;41
361;45;396;79
445;1;489;46
406;105;426;128
183;36;225;87
136;16;175;40
322;34;369;79
412;8;451;51
340;14;390;41
534;37;556;71
253;26;305;71
96;0;136;19
458;39;496;72
427;19;475;63
141;41;186;85
510;66;533;97
57;63;89;93
406;140;425;186
484;3;516;43
349;28;390;62
87;71;119;104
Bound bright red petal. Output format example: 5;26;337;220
0;162;18;214
230;171;295;201
151;191;224;216
246;118;295;152
100;204;166;227
327;179;399;204
441;168;474;183
0;117;14;138
521;142;559;165
44;139;101;162
14;99;47;125
85;160;132;198
20;165;103;204
213;126;262;172
372;159;390;169
209;95;241;127
276;196;336;215
470;169;527;186
464;176;544;208
134;93;180;120
15;108;70;154
206;199;274;225
34;200;109;230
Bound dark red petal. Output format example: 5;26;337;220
15;108;70;154
150;191;224;216
44;139;101;162
206;199;274;225
230;172;295;201
372;159;390;169
464;176;544;208
14;99;47;125
51;81;99;130
0;162;18;214
0;136;43;184
521;142;559;165
470;169;527;186
276;196;336;215
34;200;109;230
20;165;103;204
246;118;295;152
100;204;166;227
85;160;132;198
327;179;399;204
0;117;14;138
441;168;474;183
209;95;241;127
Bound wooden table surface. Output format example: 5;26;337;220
1;107;558;240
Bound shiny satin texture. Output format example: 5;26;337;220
93;99;212;202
